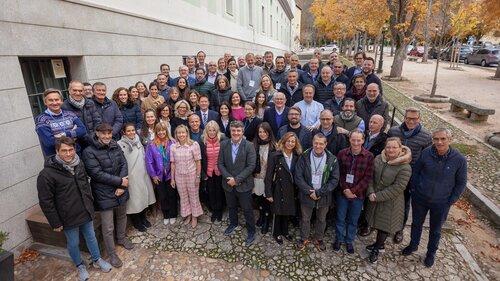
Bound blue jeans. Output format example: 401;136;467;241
63;221;101;266
409;195;450;256
335;194;363;244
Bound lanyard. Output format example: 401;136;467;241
312;152;325;174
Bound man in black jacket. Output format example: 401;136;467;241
37;137;112;281
82;124;132;268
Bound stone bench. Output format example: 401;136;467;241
449;98;495;121
408;56;419;62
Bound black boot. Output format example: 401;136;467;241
369;249;379;264
261;213;270;235
256;209;264;227
130;214;146;232
140;210;152;228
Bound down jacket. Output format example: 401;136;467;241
37;156;94;229
82;133;129;211
365;146;412;234
62;98;102;134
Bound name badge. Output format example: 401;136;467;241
346;174;354;184
249;80;255;87
312;174;321;185
275;83;281;89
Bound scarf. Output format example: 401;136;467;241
120;134;141;152
158;141;170;175
256;138;271;146
349;85;367;100
55;154;81;175
340;111;356;121
69;95;85;109
402;123;422;138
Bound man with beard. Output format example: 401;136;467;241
277;106;312;150
269;56;288;90
334;98;365;135
363;57;383;95
332;61;350;89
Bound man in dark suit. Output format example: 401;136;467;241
196;95;218;130
263;92;289;137
218;121;257;245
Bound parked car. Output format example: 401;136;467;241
465;48;499;66
406;45;414;54
321;44;338;52
440;46;473;62
408;46;425;57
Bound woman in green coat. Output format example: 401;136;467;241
365;137;412;263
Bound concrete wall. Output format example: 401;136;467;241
0;0;294;253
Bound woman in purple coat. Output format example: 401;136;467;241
145;122;178;225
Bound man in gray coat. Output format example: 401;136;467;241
237;53;263;101
218;121;257;245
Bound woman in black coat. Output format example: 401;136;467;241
215;101;235;139
265;132;303;245
243;101;262;142
113;87;143;130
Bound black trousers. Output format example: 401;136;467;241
272;214;289;237
155;180;178;219
206;173;225;215
224;189;256;235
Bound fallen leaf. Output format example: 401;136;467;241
14;249;40;265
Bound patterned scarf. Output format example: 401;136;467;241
69;95;85;109
54;154;81;175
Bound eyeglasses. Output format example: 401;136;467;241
320;118;333;121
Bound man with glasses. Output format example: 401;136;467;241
206;61;220;84
325;82;347;116
277;106;312;150
312;109;348;156
387;107;432;244
263;92;289;137
218;121;257;246
346;52;366;79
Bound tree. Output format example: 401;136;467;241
480;0;500;78
386;0;425;78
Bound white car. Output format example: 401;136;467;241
320;44;338;52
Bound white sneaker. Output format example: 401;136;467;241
77;264;90;281
92;258;112;273
163;219;169;225
170;218;176;224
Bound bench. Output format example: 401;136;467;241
408;56;419;62
449;98;495;121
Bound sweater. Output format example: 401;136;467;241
237;65;264;100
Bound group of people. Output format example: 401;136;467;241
36;49;467;281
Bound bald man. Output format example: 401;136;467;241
356;83;389;129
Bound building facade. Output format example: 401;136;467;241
0;0;294;253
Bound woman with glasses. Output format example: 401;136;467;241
171;100;192;133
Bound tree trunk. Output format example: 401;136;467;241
362;31;368;52
354;33;359;54
389;45;407;78
390;40;395;56
495;64;500;78
422;0;433;63
430;48;441;97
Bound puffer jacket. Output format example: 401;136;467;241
92;96;123;138
294;148;340;208
120;102;143;130
387;123;432;165
210;87;233;111
37;156;94;229
82;133;129;211
62;97;102;133
366;146;412;234
313;77;335;106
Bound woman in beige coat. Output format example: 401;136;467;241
365;137;412;263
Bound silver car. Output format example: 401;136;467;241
465;48;499;66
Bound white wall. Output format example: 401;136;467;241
0;0;295;254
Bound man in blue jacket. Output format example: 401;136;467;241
91;82;123;139
402;128;467;268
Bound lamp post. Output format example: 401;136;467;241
376;25;388;73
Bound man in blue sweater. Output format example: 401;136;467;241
402;128;467;268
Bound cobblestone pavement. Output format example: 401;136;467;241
15;213;481;280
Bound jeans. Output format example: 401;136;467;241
409;195;450;256
300;204;329;241
335;194;363;244
100;206;127;256
224;189;256;235
63;221;101;266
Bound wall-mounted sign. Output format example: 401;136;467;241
51;59;66;79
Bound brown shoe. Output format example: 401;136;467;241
359;226;372;237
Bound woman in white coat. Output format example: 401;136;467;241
118;123;156;232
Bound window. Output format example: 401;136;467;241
248;0;253;26
270;15;273;37
226;0;233;16
261;6;265;32
19;57;71;118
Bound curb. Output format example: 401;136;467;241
451;236;489;281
